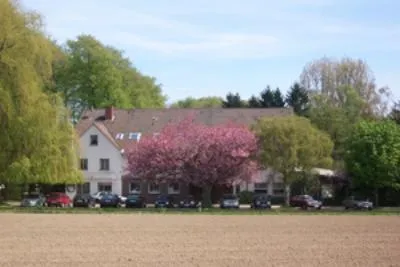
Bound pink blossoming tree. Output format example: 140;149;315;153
126;117;259;207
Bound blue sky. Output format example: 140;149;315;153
23;0;399;103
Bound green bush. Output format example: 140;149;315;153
238;191;254;204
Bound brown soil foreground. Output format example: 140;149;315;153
0;214;399;267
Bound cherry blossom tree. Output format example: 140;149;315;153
126;117;259;207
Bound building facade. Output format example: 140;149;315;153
73;107;293;201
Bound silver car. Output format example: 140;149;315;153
343;196;373;210
20;193;46;207
220;194;240;209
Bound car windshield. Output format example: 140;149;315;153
303;195;314;200
48;193;61;198
254;195;269;200
127;194;139;199
223;195;237;200
103;194;115;199
25;194;40;199
157;195;168;201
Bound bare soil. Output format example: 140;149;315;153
0;214;399;267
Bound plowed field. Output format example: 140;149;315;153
0;214;399;267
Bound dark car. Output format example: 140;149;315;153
220;194;240;209
251;194;271;209
99;193;121;208
343;196;373;210
46;192;72;208
179;195;201;208
73;194;96;208
125;194;146;208
20;193;46;207
289;195;322;210
155;195;175;208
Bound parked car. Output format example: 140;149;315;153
20;193;46;207
99;193;121;208
343;196;373;210
73;194;96;208
155;195;175;208
125;194;146;208
91;191;109;203
92;191;127;204
179;195;201;208
250;194;271;209
220;194;240;209
46;192;72;208
289;195;322;210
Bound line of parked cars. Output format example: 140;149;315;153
19;191;374;211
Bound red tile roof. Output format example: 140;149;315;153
76;108;293;149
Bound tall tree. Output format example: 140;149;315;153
308;86;367;168
0;0;82;184
259;86;275;107
126;117;258;207
248;95;261;108
286;82;309;116
171;96;223;108
345;120;400;206
272;88;285;107
223;92;246;108
50;35;166;120
300;57;391;117
253;116;333;205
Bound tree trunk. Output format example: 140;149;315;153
284;184;291;206
202;185;213;208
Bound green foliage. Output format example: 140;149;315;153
223;92;246;108
171;96;223;108
0;0;82;184
308;86;366;167
345;120;400;191
286;82;309;116
253;116;334;204
50;34;166;120
238;191;254;204
389;101;400;125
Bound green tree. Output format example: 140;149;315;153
307;86;366;168
345;120;400;206
171;96;223;108
389;101;400;125
253;116;333;205
50;35;166;120
248;95;261;108
0;0;82;185
272;88;285;107
286;82;309;116
259;86;275;107
223;92;246;108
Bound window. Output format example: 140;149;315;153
80;158;88;170
168;183;180;194
128;132;142;141
254;183;267;189
130;183;141;193
273;182;284;195
115;133;124;140
90;135;98;146
148;182;160;194
98;183;112;192
99;158;110;171
77;183;90;194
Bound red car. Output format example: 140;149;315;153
46;192;72;208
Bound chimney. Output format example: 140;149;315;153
105;106;115;121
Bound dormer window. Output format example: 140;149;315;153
115;133;124;140
129;132;141;141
